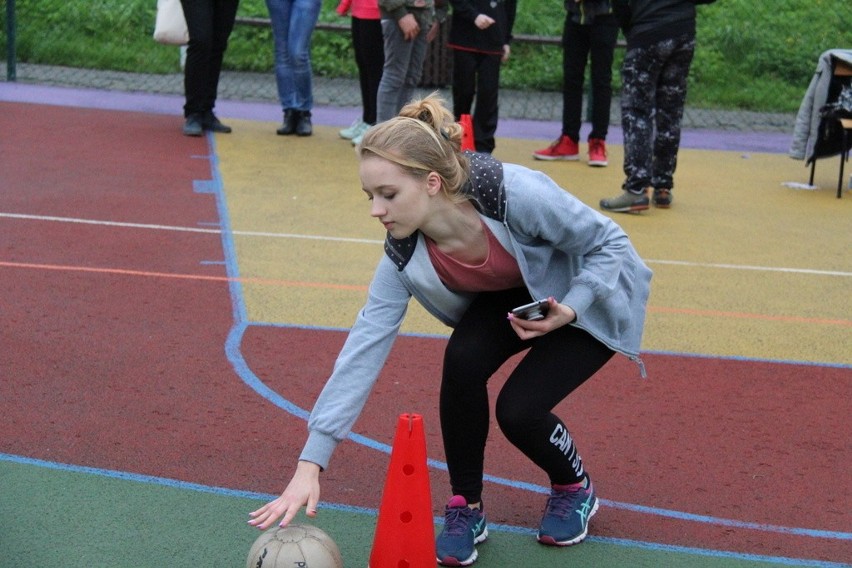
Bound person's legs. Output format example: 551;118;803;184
599;44;659;211
287;0;321;111
180;0;215;117
451;49;477;120
376;19;415;121
561;17;590;142
440;288;532;503
497;325;613;547
471;53;501;153
586;17;618;141
204;0;239;113
533;17;585;160
266;0;296;111
651;34;695;193
494;326;613;486
265;0;296;110
620;44;661;194
352;17;384;124
399;26;429;115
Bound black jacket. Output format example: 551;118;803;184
613;0;711;48
447;0;517;55
565;0;614;26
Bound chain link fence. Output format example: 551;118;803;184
2;1;825;132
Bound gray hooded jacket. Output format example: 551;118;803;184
300;153;653;470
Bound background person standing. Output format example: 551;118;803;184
336;0;385;146
375;0;447;122
179;0;240;136
600;0;715;212
447;0;517;153
533;0;618;166
266;0;323;136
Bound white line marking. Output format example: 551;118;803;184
0;212;383;245
3;212;850;277
645;259;852;278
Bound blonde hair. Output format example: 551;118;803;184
357;93;470;202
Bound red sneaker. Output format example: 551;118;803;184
533;135;579;161
587;138;608;167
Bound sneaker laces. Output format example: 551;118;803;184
545;484;585;519
443;501;479;536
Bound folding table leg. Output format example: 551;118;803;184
839;128;850;199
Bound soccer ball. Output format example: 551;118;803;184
246;524;343;568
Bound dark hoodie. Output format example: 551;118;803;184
612;0;706;48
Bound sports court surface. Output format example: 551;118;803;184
1;81;850;567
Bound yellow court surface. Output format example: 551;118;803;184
215;121;851;366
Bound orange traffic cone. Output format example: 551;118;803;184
459;114;475;152
368;414;436;568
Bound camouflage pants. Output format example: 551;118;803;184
620;34;695;194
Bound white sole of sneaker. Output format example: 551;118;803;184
601;204;650;213
437;528;488;566
533;154;580;161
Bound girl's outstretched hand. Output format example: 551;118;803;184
507;297;576;340
248;461;322;530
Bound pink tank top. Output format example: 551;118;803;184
425;221;524;292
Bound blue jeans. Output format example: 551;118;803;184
376;16;430;122
265;0;321;111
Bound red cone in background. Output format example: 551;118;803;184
459;114;475;152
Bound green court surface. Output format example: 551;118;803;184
0;458;825;568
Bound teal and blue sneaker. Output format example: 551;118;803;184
537;477;599;546
436;495;488;566
339;119;369;140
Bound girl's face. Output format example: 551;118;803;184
360;156;440;239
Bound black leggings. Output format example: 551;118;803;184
439;288;614;503
351;17;384;125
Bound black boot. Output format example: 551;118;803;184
183;113;203;137
295;110;312;137
203;111;232;133
277;109;296;135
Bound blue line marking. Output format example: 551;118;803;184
0;453;847;568
193;179;217;194
641;348;851;370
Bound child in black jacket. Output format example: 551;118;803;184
447;0;517;153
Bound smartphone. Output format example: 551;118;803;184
510;299;550;321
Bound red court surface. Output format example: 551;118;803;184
1;99;850;566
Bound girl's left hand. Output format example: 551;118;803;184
507;297;576;340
